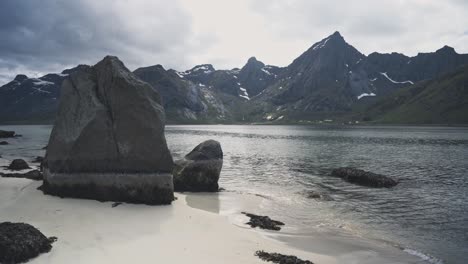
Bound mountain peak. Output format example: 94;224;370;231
436;45;457;54
14;74;28;82
248;56;258;63
95;55;129;73
331;31;342;38
243;56;265;70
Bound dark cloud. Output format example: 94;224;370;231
0;0;197;84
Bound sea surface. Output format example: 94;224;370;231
1;125;467;264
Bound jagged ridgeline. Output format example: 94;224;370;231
1;32;468;124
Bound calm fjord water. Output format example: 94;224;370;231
1;125;467;263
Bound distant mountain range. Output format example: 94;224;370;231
1;31;468;124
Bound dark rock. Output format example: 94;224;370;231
303;190;333;201
255;250;314;264
173;140;223;192
111;202;123;208
7;159;30;170
43;56;174;205
0;130;15;138
42;145;47;150
0;222;55;264
242;212;285;231
331;167;398;188
0;169;43;181
0;141;8;145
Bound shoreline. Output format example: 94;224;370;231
0;175;424;264
0;178;333;264
184;192;428;264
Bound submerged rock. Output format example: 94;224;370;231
242;212;285;231
1;169;42;181
331;167;398;188
173;140;223;192
255;250;314;264
42;56;174;205
0;222;56;264
7;159;30;170
0;141;8;145
0;130;15;138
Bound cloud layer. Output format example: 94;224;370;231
1;0;467;84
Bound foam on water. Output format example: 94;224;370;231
404;248;444;264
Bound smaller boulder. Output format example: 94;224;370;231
173;140;223;192
331;167;398;188
0;141;8;145
0;222;56;264
7;159;31;171
0;130;15;138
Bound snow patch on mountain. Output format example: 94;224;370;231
239;87;250;100
380;72;414;85
175;71;185;78
32;79;54;86
261;68;272;75
357;92;376;100
312;37;330;50
31;87;52;94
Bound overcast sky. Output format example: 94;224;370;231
1;0;467;85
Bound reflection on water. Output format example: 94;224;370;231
184;193;221;214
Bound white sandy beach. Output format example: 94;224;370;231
0;175;425;264
0;177;335;264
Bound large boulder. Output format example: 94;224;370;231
331;167;398;188
0;130;15;138
42;56;174;204
173;140;223;192
0;222;56;264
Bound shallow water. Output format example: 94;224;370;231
1;124;467;263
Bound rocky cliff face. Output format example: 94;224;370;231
43;56;174;204
237;57;283;97
134;65;228;123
